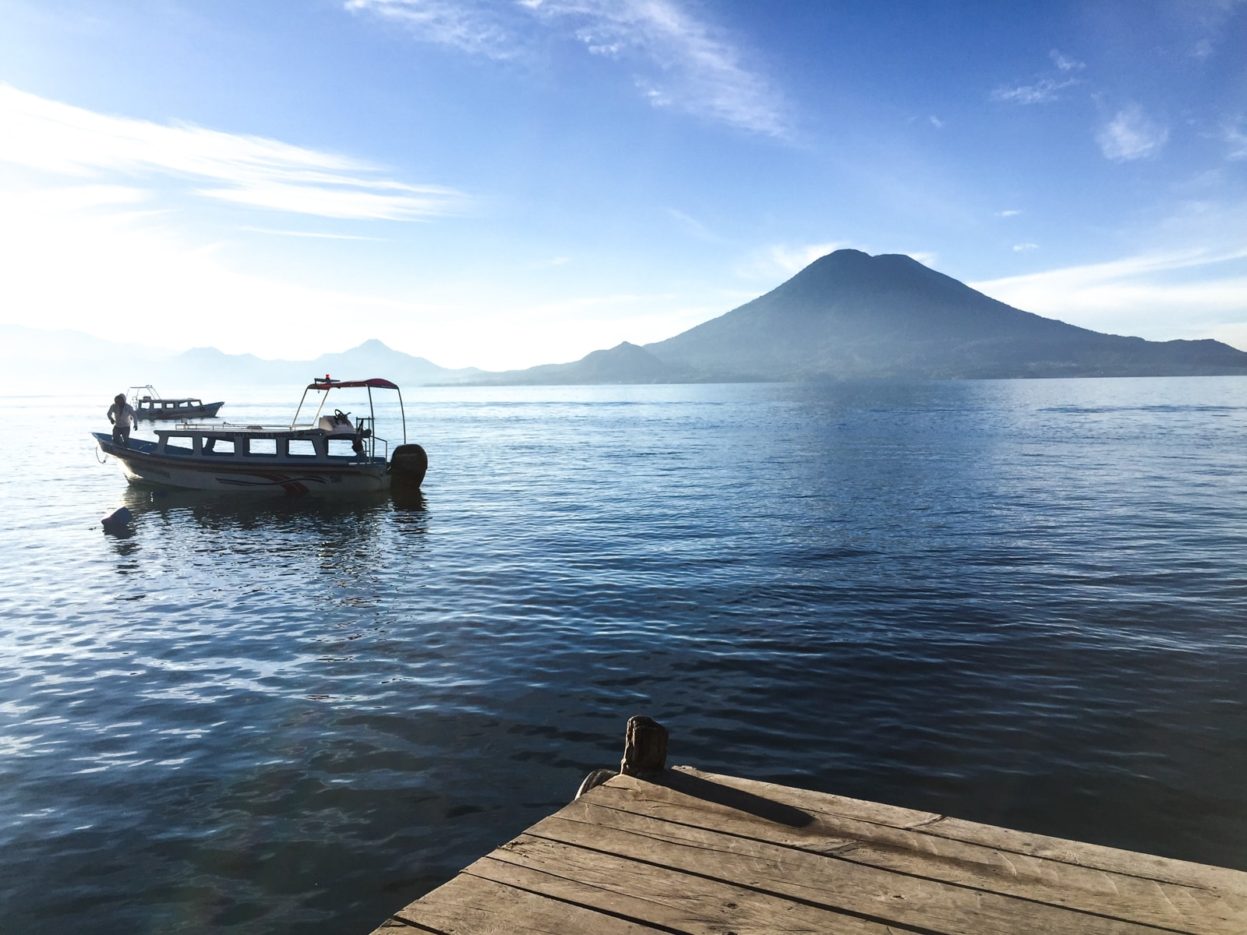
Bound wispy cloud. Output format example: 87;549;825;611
527;255;571;268
1012;242;1039;253
1180;0;1247;58
0;84;466;221
990;76;1079;105
1049;48;1085;72
977;247;1247;294
240;227;384;241
1097;103;1169;161
996;209;1023;218
665;207;724;243
343;0;527;59
758;241;852;277
1224;117;1247;159
972;247;1247;342
347;0;790;137
992;49;1084;105
0;182;420;359
532;0;792;137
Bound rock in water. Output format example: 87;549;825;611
101;506;133;534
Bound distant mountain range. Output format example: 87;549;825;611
0;329;481;393
7;250;1246;391
170;340;483;387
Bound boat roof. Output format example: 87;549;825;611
307;377;399;390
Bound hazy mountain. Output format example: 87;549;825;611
0;324;172;394
0;331;481;393
455;341;697;385
168;339;483;386
641;250;1247;380
174;347;280;384
308;339;483;385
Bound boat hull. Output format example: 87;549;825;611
137;401;224;421
93;433;390;495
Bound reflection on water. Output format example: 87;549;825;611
2;379;1247;934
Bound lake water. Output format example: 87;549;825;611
2;378;1246;933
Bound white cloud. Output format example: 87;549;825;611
1049;49;1085;72
990;76;1078;105
347;0;790;137
1207;322;1247;350
665;207;725;243
991;49;1086;105
241;227;384;241
761;241;851;276
343;0;525;59
740;242;938;280
0;183;415;359
1177;0;1247;58
1224;117;1247;159
522;255;571;268
1012;242;1039;253
971;247;1247;344
1097;104;1169;161
545;0;790;138
0;84;466;221
996;209;1022;218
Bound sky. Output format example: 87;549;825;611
1;0;1245;371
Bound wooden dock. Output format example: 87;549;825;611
371;718;1247;934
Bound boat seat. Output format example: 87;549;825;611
318;414;355;436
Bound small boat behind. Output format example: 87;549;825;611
131;385;225;421
94;377;427;496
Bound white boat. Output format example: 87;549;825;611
94;377;427;495
130;385;225;421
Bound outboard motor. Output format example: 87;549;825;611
390;444;428;489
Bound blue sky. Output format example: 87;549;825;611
1;0;1245;370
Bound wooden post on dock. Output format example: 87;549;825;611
574;715;669;799
620;715;667;778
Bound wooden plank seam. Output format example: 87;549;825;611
514;828;980;935
544;804;1219;935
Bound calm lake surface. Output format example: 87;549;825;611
3;378;1246;933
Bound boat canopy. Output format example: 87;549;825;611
295;376;406;445
307;377;399;391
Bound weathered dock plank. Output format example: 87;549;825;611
371;720;1247;934
376;873;661;934
589;771;1246;931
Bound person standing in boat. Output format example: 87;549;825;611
107;393;138;447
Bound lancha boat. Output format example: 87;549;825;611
94;376;427;495
130;385;225;421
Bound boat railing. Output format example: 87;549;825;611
169;420;286;433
